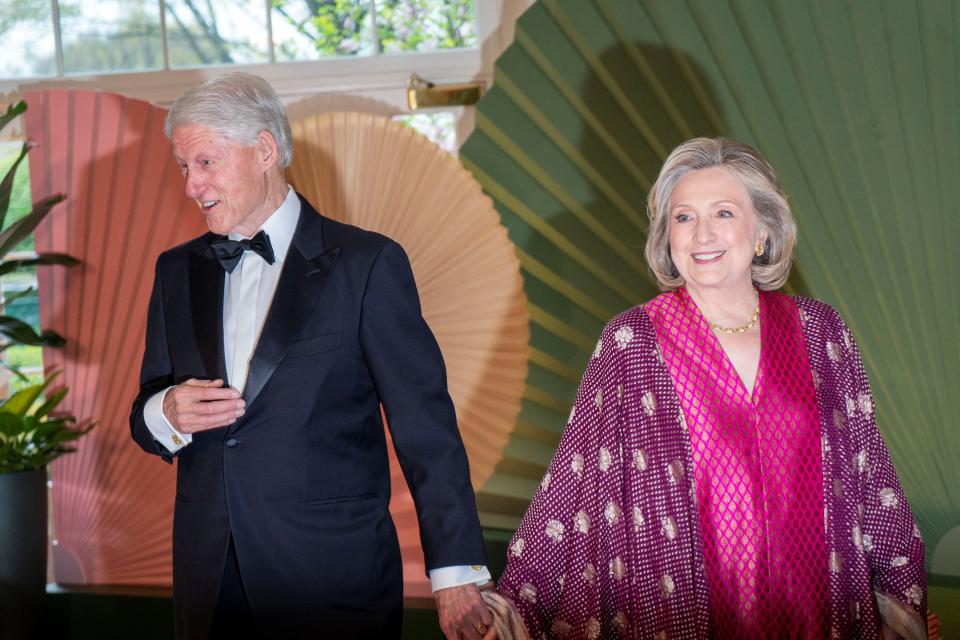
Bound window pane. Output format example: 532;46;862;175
272;0;375;61
10;369;45;393
59;0;163;74
0;1;57;78
0;141;35;253
377;0;476;54
166;0;269;68
393;112;457;155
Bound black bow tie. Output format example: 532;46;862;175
208;231;276;273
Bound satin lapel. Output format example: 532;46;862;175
188;247;228;382
242;203;339;409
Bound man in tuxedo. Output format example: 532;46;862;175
129;73;493;640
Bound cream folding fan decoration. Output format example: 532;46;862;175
288;112;529;596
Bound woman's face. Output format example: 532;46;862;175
668;166;764;296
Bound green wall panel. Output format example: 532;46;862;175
462;0;959;572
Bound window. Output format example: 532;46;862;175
393;111;457;154
0;1;477;79
59;1;165;75
1;0;492;154
0;2;57;79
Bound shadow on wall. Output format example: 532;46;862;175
463;38;811;527
519;41;729;335
525;39;813;325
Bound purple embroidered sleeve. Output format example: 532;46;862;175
496;318;628;639
830;309;927;619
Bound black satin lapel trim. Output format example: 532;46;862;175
188;250;227;383
242;247;340;408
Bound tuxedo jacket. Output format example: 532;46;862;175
130;196;486;639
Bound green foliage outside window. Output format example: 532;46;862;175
376;0;476;53
273;0;373;58
0;143;34;254
0;143;42;390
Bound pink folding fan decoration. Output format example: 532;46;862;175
25;89;206;585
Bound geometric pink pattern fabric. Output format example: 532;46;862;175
646;288;829;638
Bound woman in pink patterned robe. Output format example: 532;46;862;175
488;138;926;640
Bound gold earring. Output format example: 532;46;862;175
755;241;764;257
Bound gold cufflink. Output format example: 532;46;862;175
471;565;482;571
171;434;183;446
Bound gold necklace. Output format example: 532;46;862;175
708;290;760;334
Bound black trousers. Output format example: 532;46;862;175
210;537;261;639
207;537;403;639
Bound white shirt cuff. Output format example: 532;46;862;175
428;565;491;592
144;387;192;453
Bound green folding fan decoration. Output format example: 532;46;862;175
462;0;959;574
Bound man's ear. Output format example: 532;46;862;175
255;130;280;169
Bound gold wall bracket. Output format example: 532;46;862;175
406;73;483;110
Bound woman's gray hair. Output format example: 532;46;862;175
165;72;294;168
644;137;796;291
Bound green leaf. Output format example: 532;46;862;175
0;141;29;229
0;411;22;437
0;371;88;472
49;426;88;447
0;193;66;259
38;329;65;347
1;360;30;382
1;286;34;304
0;253;81;277
34;386;68;419
0;101;26;136
0;315;63;346
1;381;47;416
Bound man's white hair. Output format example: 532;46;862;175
165;72;293;168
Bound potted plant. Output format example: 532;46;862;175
0;373;93;623
0;100;85;638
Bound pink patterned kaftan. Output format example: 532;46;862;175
645;288;829;638
496;291;926;640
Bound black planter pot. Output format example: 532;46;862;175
0;467;47;639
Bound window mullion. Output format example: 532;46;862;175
266;0;276;64
50;0;64;77
370;0;380;56
159;0;170;71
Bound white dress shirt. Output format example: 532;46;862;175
142;186;488;592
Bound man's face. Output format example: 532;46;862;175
172;123;271;237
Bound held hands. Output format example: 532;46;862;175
162;379;245;433
436;583;495;640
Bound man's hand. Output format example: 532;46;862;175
436;583;493;640
162;378;244;433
